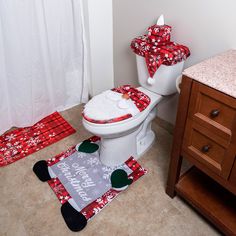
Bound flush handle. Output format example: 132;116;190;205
210;109;220;118
201;145;210;153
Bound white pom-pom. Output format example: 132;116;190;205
147;77;155;85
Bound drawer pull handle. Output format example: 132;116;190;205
210;109;220;118
201;145;210;153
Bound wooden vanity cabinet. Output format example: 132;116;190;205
166;75;236;235
183;80;236;180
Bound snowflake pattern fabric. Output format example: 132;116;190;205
130;24;190;79
0;112;76;167
45;136;147;221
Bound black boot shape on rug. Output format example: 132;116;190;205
76;140;99;153
111;169;133;190
33;160;51;182
61;202;87;232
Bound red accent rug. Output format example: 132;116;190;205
0;112;76;167
46;136;147;221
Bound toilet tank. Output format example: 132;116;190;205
136;55;184;96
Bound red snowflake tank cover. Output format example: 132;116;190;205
130;24;190;79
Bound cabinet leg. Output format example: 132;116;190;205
166;154;183;198
165;76;192;197
165;76;192;198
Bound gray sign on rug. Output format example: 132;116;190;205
50;149;132;210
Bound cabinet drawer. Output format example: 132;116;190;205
183;119;236;179
188;82;236;140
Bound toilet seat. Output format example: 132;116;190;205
83;85;151;124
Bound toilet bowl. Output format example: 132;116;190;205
82;56;185;166
83;87;163;166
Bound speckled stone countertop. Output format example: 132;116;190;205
183;50;236;98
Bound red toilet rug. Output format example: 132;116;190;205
0;112;76;167
33;136;147;231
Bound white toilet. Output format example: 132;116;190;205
82;55;184;166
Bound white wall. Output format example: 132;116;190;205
86;0;114;96
113;0;236;124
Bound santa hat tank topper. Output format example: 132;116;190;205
130;15;190;85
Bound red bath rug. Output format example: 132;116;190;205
33;136;147;231
47;146;146;219
0;112;76;167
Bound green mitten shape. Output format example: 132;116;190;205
76;140;99;153
111;169;133;190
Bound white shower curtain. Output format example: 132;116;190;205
0;0;88;135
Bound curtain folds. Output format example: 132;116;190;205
0;0;88;135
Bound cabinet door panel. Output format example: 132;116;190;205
183;119;235;178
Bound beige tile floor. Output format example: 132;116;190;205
0;105;221;236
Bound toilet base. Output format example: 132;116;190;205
99;108;157;167
136;130;155;157
136;107;157;157
99;126;141;166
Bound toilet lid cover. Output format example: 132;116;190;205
83;85;151;124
